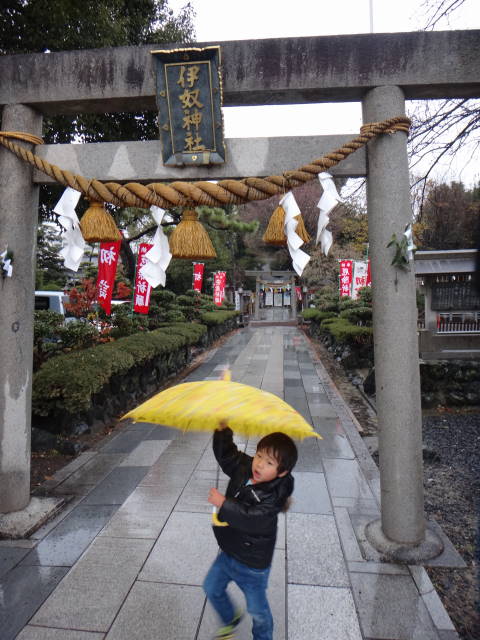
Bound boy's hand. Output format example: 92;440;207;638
208;487;226;508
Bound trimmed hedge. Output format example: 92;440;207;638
317;317;372;345
201;310;238;326
32;327;194;417
300;309;336;322
32;317;236;433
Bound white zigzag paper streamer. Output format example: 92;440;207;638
280;191;310;277
53;187;85;271
316;172;341;256
139;206;172;288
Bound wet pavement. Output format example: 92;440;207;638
0;326;463;639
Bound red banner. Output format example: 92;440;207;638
366;259;371;287
339;259;353;297
97;241;121;315
295;286;302;301
213;271;226;306
134;243;153;314
192;262;204;292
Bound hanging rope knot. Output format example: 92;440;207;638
282;172;294;192
360;117;411;138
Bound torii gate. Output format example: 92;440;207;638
1;30;479;559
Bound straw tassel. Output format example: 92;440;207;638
169;209;217;259
262;205;311;246
79;201;122;243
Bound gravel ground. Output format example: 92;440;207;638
422;411;480;640
307;334;479;640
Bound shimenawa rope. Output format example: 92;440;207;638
0;117;410;209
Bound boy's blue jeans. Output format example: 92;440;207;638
203;551;273;640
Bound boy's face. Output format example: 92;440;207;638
251;447;288;484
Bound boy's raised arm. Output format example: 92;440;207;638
213;423;249;478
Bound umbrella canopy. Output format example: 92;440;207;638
122;380;321;440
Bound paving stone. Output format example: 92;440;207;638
308;403;339;418
0;565;68;640
292;440;323;472
175;468;228;513
0;545;30;579
105;581;205;640
99;429;151;454
121;485;181;513
349;572;440;639
422;589;457;631
30;537;154;632
119;440;171;467
348;561;409;575
53;454;124;495
409;565;435;594
197;550;286;640
16;628;104;640
288;584;362;640
306;391;329;404
139;463;193;486
82;466;149;505
318;432;355;459
98;508;169;539
311;416;346;434
334;507;364;562
21;505;118;567
145;425;180;440
290;472;332;515
139;512;218;585
287;513;349;587
332;496;380;513
323;458;375;500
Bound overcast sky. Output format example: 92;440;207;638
168;0;479;185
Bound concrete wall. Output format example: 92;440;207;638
1;31;479;115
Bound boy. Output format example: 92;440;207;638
204;421;298;640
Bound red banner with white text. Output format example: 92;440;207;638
134;243;153;314
339;260;353;297
97;241;121;315
192;262;204;292
213;271;226;306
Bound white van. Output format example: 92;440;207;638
34;291;70;316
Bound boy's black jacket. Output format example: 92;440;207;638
213;427;294;569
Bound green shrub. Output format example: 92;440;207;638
33;342;135;416
322;317;373;345
158;322;207;342
339;306;372;325
201;310;238;326
164;309;186;322
107;304;149;339
300;309;336;321
150;289;177;305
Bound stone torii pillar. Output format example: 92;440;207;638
362;86;442;560
0;105;42;513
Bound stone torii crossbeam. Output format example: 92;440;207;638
1;30;479;559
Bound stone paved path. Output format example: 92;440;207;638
0;327;461;639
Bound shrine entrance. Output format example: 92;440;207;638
245;270;297;324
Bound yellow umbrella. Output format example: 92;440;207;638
122;379;321;441
122;374;321;527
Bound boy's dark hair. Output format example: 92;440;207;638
256;432;298;474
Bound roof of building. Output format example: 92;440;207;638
414;249;479;275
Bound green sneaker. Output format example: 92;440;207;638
213;610;243;639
